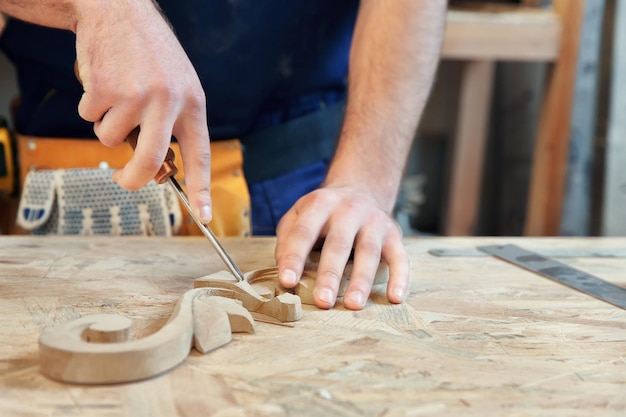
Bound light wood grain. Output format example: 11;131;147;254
444;60;495;235
443;4;561;61
1;236;625;416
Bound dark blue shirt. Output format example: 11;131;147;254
0;0;358;140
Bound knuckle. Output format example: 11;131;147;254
324;234;354;254
186;88;206;110
192;146;212;167
303;189;334;208
385;216;403;237
318;266;343;284
348;271;375;289
147;82;176;106
94;127;124;147
276;251;306;268
289;223;317;241
114;79;149;105
134;152;165;176
358;240;382;258
93;117;126;146
78;104;99;123
342;196;362;212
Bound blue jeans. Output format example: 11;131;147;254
248;161;328;236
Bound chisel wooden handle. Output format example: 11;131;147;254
125;127;178;184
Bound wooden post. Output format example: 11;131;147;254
559;0;606;236
602;0;626;235
524;0;586;236
444;60;495;235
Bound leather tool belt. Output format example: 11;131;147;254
15;135;250;237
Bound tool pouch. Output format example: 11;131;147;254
16;168;182;236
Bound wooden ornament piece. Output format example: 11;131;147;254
39;258;388;385
193;271;302;322
39;288;254;384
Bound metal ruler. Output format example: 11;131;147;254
429;247;626;258
477;244;626;310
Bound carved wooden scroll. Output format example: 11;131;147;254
39;260;389;385
39;287;254;384
38;269;304;385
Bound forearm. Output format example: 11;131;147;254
326;0;446;213
0;0;163;33
0;0;79;31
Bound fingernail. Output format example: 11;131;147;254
345;290;365;308
314;287;335;306
199;205;212;224
392;286;406;303
280;269;298;287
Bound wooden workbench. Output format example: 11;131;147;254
1;236;625;416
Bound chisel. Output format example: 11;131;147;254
73;65;244;281
127;128;245;282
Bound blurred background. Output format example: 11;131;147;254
0;0;622;237
395;0;617;238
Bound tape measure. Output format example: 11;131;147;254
478;244;626;310
0;116;16;194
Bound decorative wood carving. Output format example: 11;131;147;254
194;271;302;322
39;259;388;385
39;287;255;384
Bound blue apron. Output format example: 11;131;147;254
0;0;359;234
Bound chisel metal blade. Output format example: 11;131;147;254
167;177;245;282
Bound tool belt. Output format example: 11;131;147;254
18;167;182;236
15;135;250;237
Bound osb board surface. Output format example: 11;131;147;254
0;236;625;416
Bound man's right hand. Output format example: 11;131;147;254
75;1;212;223
0;0;213;223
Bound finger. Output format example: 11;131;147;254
93;103;141;148
274;207;309;258
381;224;410;304
275;192;333;290
275;209;296;256
342;221;383;310
174;104;212;224
78;89;112;123
312;211;363;309
75;60;115;123
112;109;174;190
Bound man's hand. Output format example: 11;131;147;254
275;186;410;310
0;0;213;223
275;0;446;310
74;1;212;223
